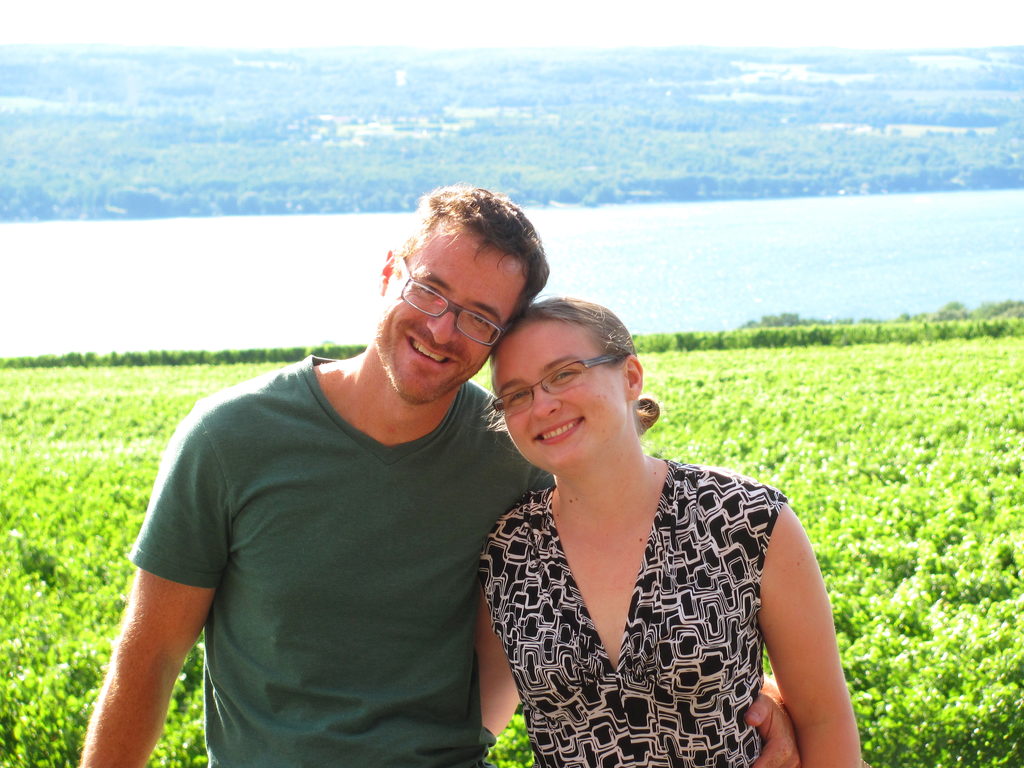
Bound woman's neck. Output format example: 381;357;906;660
552;449;667;528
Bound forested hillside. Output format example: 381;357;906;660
1;45;1022;220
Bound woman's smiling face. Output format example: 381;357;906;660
491;319;642;477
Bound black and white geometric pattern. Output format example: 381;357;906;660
480;461;785;767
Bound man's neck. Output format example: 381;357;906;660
314;352;459;446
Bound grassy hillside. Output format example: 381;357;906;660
2;337;1022;766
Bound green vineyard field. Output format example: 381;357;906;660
2;337;1022;766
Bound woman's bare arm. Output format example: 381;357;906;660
759;504;861;767
474;588;520;735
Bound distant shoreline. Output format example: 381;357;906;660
5;185;1024;226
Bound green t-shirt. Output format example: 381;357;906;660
131;356;548;767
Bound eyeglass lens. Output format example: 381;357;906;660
495;356;621;414
403;282;501;344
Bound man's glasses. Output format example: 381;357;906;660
398;258;505;346
492;354;626;415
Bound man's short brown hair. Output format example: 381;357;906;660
396;185;549;319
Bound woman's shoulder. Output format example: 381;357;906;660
488;487;553;540
668;459;781;491
667;460;788;516
662;462;784;558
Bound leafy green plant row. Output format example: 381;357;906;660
632;317;1024;353
4;317;1023;369
0;344;367;369
2;338;1022;767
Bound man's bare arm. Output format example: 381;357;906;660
79;569;215;768
746;677;800;768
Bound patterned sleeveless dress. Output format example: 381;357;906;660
479;461;785;767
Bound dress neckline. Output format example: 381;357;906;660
542;460;676;676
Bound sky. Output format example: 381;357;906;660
3;0;1022;50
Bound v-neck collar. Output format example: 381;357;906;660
541;462;676;677
302;355;468;465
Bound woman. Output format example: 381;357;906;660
478;297;860;767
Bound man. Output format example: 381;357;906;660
80;185;797;767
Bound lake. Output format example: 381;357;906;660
2;189;1022;358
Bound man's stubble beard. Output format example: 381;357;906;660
374;317;472;407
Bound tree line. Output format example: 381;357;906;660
741;299;1024;327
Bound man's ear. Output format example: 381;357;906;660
380;251;399;296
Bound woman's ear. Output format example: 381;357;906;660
623;355;644;400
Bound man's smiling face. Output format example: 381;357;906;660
374;230;526;406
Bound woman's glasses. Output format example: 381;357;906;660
492;354;626;415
